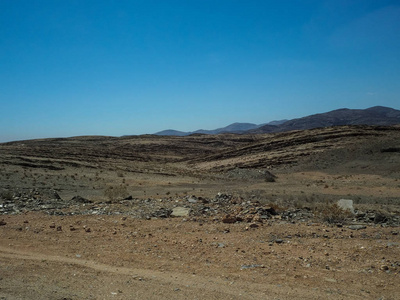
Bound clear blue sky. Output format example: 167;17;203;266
1;0;399;142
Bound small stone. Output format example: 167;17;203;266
222;215;237;224
249;223;259;228
56;226;62;231
374;214;388;224
170;207;191;217
71;195;92;204
275;239;284;244
0;220;7;226
324;277;336;283
387;242;399;247
188;196;198;203
240;264;264;270
380;265;389;271
348;225;366;230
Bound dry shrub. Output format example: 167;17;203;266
267;201;287;213
264;170;276;182
318;203;351;224
104;185;129;201
0;190;13;200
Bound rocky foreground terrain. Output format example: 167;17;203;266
1;125;400;299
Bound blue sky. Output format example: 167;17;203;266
1;0;399;142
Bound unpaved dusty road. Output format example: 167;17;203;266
1;213;399;299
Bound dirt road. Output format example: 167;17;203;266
1;213;399;299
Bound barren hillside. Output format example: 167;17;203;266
1;125;400;299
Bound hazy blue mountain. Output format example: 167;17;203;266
267;119;288;126
153;129;188;136
155;122;264;136
193;123;262;135
154;106;400;136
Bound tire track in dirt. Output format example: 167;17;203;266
0;245;366;299
0;245;280;299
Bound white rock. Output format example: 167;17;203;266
337;199;354;214
171;207;191;217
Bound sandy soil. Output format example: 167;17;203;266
1;213;399;300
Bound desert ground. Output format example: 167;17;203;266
1;125;400;299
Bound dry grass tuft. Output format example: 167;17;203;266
318;203;352;224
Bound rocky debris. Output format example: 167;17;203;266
1;188;399;227
213;193;233;205
225;168;276;182
0;188;69;214
355;210;398;226
221;204;315;226
281;208;313;222
0;220;6;226
71;195;92;204
337;199;355;214
150;208;172;218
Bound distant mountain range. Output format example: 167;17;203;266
154;106;400;136
155;120;288;136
